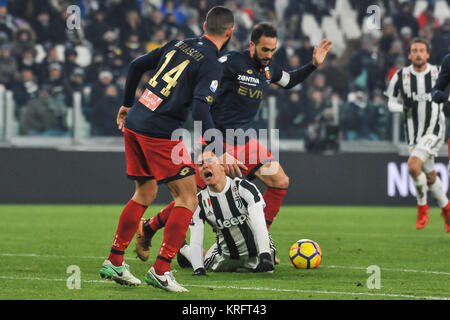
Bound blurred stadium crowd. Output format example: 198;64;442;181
0;0;449;150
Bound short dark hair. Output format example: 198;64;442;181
251;22;277;44
410;38;431;53
205;6;234;36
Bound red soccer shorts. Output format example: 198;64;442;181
124;128;195;184
195;138;274;189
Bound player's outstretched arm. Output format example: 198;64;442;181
275;39;332;90
312;39;333;67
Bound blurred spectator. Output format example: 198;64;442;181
146;28;167;52
297;37;314;66
348;35;384;92
276;90;308;138
305;90;329;126
0;43;17;89
181;9;202;38
417;4;439;31
122;33;145;65
119;10;148;45
400;26;413;56
386;55;406;82
321;53;350;97
431;18;450;65
379;17;398;56
12;27;35;60
367;89;391;141
160;0;187;25
90;84;122;136
274;37;299;69
63;48;80;79
86;9;112;51
88;70;114;119
393;1;419;37
45;63;72;107
0;3;17;42
12;68;38;109
307;73;332;102
110;51;126;79
31;10;63;47
305;107;340;153
19;85;68;136
17;49;39;74
341;90;370;141
39;45;62;81
384;39;404;76
85;51;105;85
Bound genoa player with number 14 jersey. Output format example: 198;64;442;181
99;7;244;292
135;22;332;265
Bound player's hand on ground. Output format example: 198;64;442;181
116;106;130;132
192;268;208;276
219;152;248;178
312;39;333;67
254;253;274;273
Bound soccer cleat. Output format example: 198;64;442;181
254;252;274;273
176;240;192;269
99;260;141;286
441;203;450;233
144;267;188;292
416;204;429;229
135;218;154;261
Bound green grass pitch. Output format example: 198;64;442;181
1;204;449;300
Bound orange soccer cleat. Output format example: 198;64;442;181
416;204;429;229
441;202;450;233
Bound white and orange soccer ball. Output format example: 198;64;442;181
289;239;322;269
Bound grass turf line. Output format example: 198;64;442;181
0;205;449;300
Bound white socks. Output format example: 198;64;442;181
428;176;449;208
412;172;428;206
412;172;449;208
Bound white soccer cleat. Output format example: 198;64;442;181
100;260;142;286
144;267;188;292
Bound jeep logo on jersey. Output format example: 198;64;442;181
412;92;432;102
216;215;248;229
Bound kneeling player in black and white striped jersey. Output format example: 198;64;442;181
177;149;276;275
385;38;450;232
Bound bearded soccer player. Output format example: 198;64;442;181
99;6;244;292
135;22;332;262
386;39;450;232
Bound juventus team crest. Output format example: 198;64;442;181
232;191;244;209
